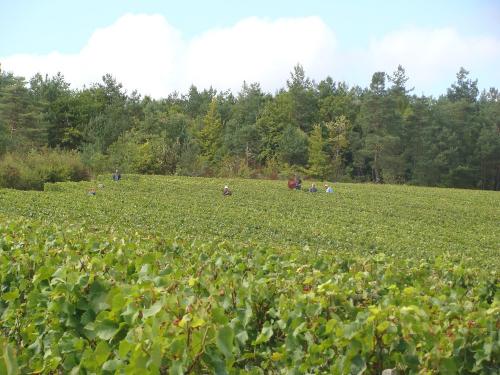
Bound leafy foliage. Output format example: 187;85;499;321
0;175;498;373
0;149;89;190
1;64;499;189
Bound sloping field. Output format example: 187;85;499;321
0;176;498;373
1;175;498;268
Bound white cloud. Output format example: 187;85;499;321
340;28;500;94
1;14;184;97
1;14;499;97
0;14;336;97
185;16;336;93
78;14;185;96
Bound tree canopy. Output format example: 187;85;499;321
0;64;498;189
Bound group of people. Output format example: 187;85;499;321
307;183;334;193
89;170;332;197
88;169;121;195
288;175;334;193
222;176;334;197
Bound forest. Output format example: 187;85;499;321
0;64;499;190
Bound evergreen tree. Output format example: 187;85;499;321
29;73;81;149
447;67;479;102
287;64;318;133
256;93;293;163
198;99;223;163
223;82;267;162
326;115;351;179
308;124;329;179
278;124;308;166
0;63;498;189
319;82;360;124
0;73;43;151
401;96;432;183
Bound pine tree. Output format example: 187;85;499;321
0;74;43;151
327;115;351;179
198;98;223;163
308;124;329;179
287;64;318;133
255;93;293;163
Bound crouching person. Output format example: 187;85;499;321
223;185;232;196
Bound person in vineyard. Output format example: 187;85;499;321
309;183;318;193
112;169;121;181
223;185;232;196
325;184;333;193
294;175;302;190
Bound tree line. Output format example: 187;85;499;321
0;64;499;190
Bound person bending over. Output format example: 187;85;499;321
223;185;232;196
112;169;121;181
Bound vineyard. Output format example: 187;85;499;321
0;175;499;374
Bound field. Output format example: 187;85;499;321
0;175;499;374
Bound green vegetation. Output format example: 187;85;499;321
1;175;499;373
0;149;89;190
1;65;499;190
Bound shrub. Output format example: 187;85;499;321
0;149;90;190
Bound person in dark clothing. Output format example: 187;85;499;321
112;169;121;181
294;175;302;190
223;185;232;196
309;183;318;193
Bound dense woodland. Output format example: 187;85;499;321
0;64;499;190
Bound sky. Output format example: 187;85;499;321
1;0;499;98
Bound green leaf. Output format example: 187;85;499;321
169;361;184;375
94;341;111;366
439;357;458;375
325;318;337;334
377;321;390;333
254;323;273;345
191;316;206;328
203;347;228;375
169;337;186;357
102;359;123;371
216;326;234;359
150;341;161;369
118;340;133;359
343;322;358;339
32;265;54;283
178;313;191;328
350;355;366;375
3;343;19;375
142;301;163;319
235;330;249;345
212;307;229;325
1;290;19;302
95;319;120;340
243;303;252;327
